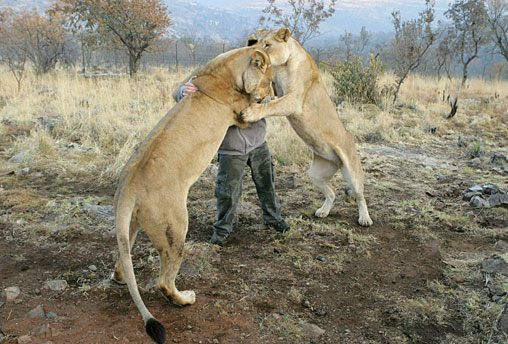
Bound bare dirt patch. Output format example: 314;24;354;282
2;131;508;344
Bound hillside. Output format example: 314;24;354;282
0;0;453;41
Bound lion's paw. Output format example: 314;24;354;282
240;104;262;123
110;271;126;285
314;207;330;218
358;215;373;227
177;290;196;305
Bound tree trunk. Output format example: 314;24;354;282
81;40;86;74
461;63;468;87
128;52;141;77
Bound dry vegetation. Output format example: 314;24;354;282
1;65;508;343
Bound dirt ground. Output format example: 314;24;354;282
1;119;508;343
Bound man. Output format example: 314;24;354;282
177;78;290;246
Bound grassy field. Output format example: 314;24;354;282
1;66;508;343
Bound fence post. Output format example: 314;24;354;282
175;41;179;73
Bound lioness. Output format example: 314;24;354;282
111;46;273;344
241;28;373;227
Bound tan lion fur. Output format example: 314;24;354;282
241;28;373;227
111;46;273;343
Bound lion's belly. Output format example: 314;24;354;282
273;67;289;97
286;115;337;162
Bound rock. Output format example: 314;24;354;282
498;314;508;335
490;153;508;165
27;305;45;318
495;241;508;251
88;265;97;272
468;158;481;167
17;335;32;344
488;193;508;208
482;183;502;195
46;312;58;319
488;285;506;297
83;204;114;219
4;286;21;302
466;185;484;193
35;323;52;338
14;168;30;176
44;280;68;291
31;116;62;131
33;172;44;179
316;256;326;262
482;255;508;276
8;152;26;163
470;195;487;208
492;166;508;176
462;191;481;201
205;164;218;177
300;322;325;338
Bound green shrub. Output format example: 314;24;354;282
468;141;483;159
331;55;382;105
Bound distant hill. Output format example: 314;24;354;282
0;0;453;42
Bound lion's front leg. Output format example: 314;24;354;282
240;102;266;123
240;94;302;123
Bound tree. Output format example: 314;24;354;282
390;0;436;102
487;0;508;62
259;0;337;47
59;0;171;77
445;0;489;86
432;26;455;81
0;7;67;80
0;9;28;91
339;26;371;61
23;9;67;74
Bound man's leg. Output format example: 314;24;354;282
248;143;289;232
212;153;248;244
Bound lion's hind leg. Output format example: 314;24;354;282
309;154;339;218
338;153;373;227
150;209;195;306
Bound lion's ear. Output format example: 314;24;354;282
275;28;291;42
251;49;268;73
246;33;258;47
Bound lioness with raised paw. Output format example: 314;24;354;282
111;46;273;344
241;28;373;227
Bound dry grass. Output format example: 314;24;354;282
1;66;508;185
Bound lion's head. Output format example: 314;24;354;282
247;28;292;66
242;48;274;103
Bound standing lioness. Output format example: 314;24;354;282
241;28;373;227
111;47;273;344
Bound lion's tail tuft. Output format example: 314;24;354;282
146;317;166;344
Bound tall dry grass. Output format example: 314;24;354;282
1;65;507;185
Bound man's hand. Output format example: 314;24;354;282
182;76;198;97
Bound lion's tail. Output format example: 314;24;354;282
116;194;166;344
